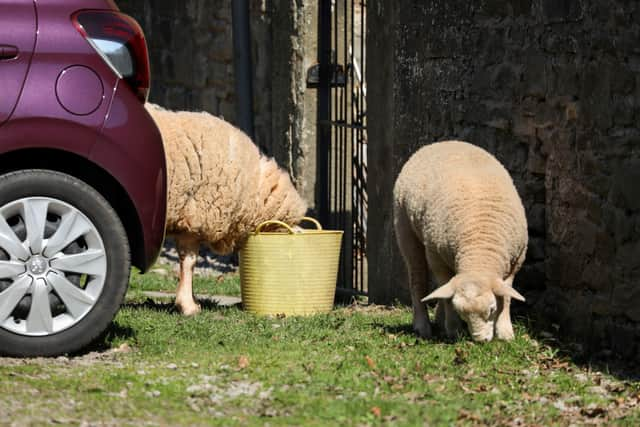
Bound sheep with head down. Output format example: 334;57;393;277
393;140;527;341
146;104;307;315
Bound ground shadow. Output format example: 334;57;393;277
378;321;466;345
512;311;640;382
123;297;242;313
71;322;137;356
375;305;640;381
160;238;238;274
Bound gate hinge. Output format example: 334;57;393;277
306;63;347;88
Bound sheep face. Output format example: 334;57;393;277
422;273;525;342
451;281;498;342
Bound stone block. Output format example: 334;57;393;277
219;98;236;123
550;58;579;95
513;115;536;137
609;160;640;211
517;262;545;290
527;146;546;175
526;203;545;235
592;293;613;316
200;88;220;114
528;236;545;260
608;321;638;359
542;0;583;23
478;0;511;17
613;95;635;126
165;86;188;110
614;240;640;280
582;258;612;292
478;28;506;66
471;67;493;94
491;64;519;99
603;207;633;245
510;0;533;16
524;178;545;203
521;49;548;97
542;33;578;54
611;64;636;95
209;32;233;62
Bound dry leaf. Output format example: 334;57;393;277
371;406;381;417
453;347;468;365
112;343;132;353
365;356;376;370
581;404;607;418
458;409;481;421
238;355;249;369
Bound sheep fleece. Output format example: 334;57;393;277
146;104;307;252
394;140;527;276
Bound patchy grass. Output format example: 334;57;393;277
126;267;242;299
0;271;639;426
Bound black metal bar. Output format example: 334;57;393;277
318;0;368;297
318;120;366;129
231;0;255;139
318;0;332;226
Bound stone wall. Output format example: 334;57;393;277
367;0;640;357
117;0;318;210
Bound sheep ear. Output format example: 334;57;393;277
493;282;526;302
421;281;456;302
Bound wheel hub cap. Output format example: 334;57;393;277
0;197;107;337
27;255;48;275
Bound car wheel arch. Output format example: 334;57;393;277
0;147;146;270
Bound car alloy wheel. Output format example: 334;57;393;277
0;170;130;357
0;197;107;336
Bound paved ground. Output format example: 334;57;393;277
155;237;238;277
141;291;241;307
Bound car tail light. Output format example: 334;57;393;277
72;11;150;103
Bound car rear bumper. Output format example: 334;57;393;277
90;81;167;271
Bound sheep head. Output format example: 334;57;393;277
258;157;307;225
421;273;525;342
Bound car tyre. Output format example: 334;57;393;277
0;170;130;357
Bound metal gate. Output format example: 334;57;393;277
317;0;367;297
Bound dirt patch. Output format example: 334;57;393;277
0;343;133;368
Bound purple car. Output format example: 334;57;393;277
0;0;166;357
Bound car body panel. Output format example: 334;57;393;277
0;0;37;126
0;0;167;270
91;80;167;270
11;0;119;150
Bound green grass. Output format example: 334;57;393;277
127;266;242;298
0;270;639;426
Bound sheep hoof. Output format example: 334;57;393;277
176;302;202;316
413;320;432;339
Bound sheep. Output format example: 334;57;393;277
146;104;307;315
393;140;527;342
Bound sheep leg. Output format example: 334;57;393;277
175;235;201;316
426;250;464;338
395;209;431;338
426;251;454;336
495;276;515;340
443;300;465;338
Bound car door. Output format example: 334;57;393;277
0;0;36;126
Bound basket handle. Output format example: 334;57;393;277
254;217;323;234
300;217;323;230
255;220;295;234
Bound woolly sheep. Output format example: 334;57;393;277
393;141;527;342
146;104;307;315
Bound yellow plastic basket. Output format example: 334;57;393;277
239;217;343;316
